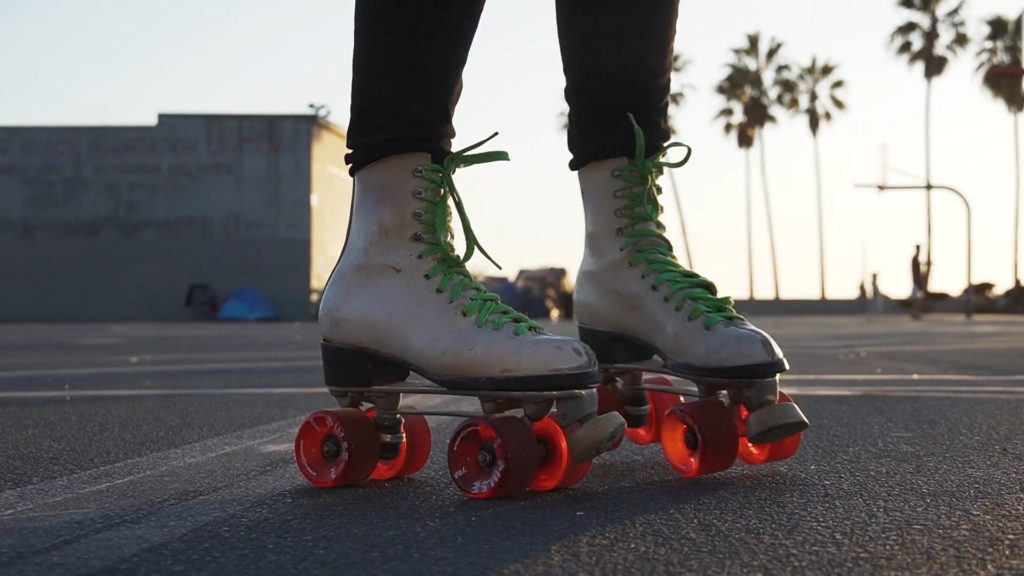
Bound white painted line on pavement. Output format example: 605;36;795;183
0;349;319;369
0;387;324;399
0;372;1020;400
786;373;1024;381
0;359;321;380
0;418;300;518
785;387;1024;399
0;395;452;518
2;360;1020;383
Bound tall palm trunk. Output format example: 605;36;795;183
665;168;694;269
1014;110;1021;285
745;148;755;299
813;133;826;299
924;78;933;291
758;132;781;300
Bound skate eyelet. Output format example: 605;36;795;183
412;166;425;177
410;232;424;242
412;209;425;220
651;286;658;292
615;228;624;237
611;169;622;177
412;188;425;199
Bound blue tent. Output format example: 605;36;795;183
215;287;279;321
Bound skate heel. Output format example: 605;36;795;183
745;402;809;444
578;326;655;364
321;341;410;388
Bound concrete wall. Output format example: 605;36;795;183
0;114;320;321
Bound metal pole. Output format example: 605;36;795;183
855;184;973;319
745;149;754;299
665;167;694;269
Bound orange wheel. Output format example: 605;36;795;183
736;391;803;465
294;408;380;488
660;398;738;478
626;378;681;445
366;408;433;480
529;415;571;492
447;415;539;499
558;459;592;489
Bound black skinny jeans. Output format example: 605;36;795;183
345;0;678;174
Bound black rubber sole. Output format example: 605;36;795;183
321;341;600;392
578;325;788;380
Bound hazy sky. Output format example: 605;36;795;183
2;0;1021;299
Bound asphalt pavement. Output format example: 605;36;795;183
0;316;1022;575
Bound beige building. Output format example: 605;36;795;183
0;114;351;320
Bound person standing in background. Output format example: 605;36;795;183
910;245;926;319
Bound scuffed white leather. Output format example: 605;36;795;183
574;158;785;370
319;153;595;379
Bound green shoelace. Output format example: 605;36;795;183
414;134;545;336
615;113;744;329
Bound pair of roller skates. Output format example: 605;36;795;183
293;118;808;499
294;349;806;499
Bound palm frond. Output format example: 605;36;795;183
715;32;794;147
890;0;970;79
976;11;1024;113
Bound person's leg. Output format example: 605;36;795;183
320;1;614;400
559;2;807;443
346;0;484;173
555;0;677;171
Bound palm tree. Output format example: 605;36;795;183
665;52;695;269
780;57;847;300
716;69;757;298
716;33;790;300
890;0;970;291
976;12;1023;286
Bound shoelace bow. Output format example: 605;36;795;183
415;134;544;336
616;113;744;329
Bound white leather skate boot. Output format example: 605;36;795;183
319;140;600;392
575;115;807;443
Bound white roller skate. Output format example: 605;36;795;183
296;136;625;498
574;115;808;478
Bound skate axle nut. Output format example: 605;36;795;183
321;438;341;460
